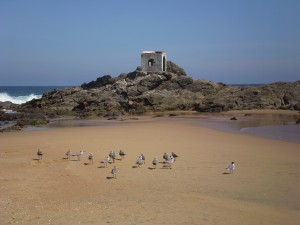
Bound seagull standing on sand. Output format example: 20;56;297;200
171;152;178;161
65;149;71;159
74;150;84;161
109;151;116;163
152;157;158;169
163;152;169;162
111;166;119;179
165;155;175;169
101;156;110;168
88;153;94;164
226;162;236;174
119;150;126;160
141;153;146;164
136;155;143;168
37;148;43;160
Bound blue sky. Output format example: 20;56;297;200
0;0;299;85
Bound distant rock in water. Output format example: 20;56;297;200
17;61;300;117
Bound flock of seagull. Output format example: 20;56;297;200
36;148;181;179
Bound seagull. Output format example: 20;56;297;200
37;148;43;160
109;151;116;163
171;152;178;159
119;150;126;160
65;149;71;159
111;166;119;179
152;157;158;169
141;153;146;164
163;152;169;162
100;156;110;168
74;150;84;161
136;155;143;168
88;153;94;164
226;162;236;174
165;155;175;169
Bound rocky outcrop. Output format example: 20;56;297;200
196;82;300;112
166;61;187;76
20;70;210;116
17;62;299;117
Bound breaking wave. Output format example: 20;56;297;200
0;92;42;104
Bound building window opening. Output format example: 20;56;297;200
148;59;155;67
163;56;166;71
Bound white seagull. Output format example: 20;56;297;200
226;162;236;174
109;151;116;163
74;150;84;161
111;166;119;179
171;152;178;159
165;155;175;169
88;153;94;164
152;157;158;169
100;156;110;168
136;155;143;168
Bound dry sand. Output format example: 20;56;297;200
0;110;300;225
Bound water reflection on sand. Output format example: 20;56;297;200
191;113;300;143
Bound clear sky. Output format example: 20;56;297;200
0;0;299;86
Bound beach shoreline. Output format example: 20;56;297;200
0;109;300;224
22;109;300;143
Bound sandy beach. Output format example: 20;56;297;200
0;110;300;225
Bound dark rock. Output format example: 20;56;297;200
18;65;300;117
81;75;114;89
176;76;193;88
166;61;187;76
230;117;237;120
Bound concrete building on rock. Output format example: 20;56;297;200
141;51;167;73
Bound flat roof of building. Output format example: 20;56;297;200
141;51;165;54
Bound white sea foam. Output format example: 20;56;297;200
0;92;42;104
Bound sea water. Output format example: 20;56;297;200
0;86;70;104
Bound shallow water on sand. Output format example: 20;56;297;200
241;124;300;143
190;114;300;143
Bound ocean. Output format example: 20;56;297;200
0;86;71;104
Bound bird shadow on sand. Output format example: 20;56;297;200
222;172;231;175
161;165;172;169
84;163;92;166
62;157;69;160
98;166;107;169
148;167;156;170
132;166;139;168
106;176;115;180
32;158;41;161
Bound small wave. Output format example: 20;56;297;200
0;92;42;104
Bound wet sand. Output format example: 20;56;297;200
0;110;300;225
